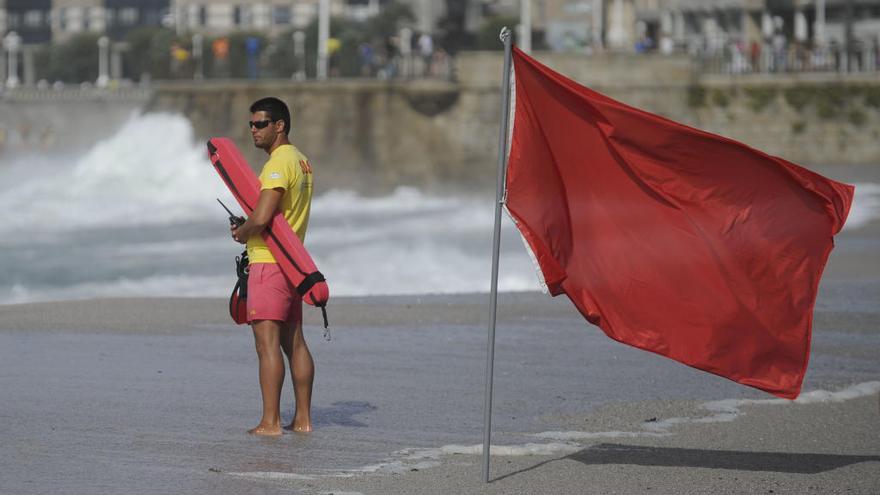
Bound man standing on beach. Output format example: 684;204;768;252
231;97;315;436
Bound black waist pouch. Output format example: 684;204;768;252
229;250;249;325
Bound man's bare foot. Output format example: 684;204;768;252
283;420;312;433
248;424;283;436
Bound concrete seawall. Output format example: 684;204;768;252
0;88;150;156
146;78;495;192
2;52;878;192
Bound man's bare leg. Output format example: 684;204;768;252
281;319;314;432
250;319;285;436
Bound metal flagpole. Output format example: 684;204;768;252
482;26;514;484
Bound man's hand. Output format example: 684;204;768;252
229;188;284;245
231;223;246;244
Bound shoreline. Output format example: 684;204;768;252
219;381;880;494
0;292;579;333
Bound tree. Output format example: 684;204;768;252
39;33;101;83
124;27;176;81
437;0;471;54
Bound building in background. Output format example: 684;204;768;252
51;0;104;42
0;0;457;42
5;0;52;44
172;0;302;35
170;0;416;36
538;0;604;51
104;0;169;40
397;0;445;34
634;0;880;54
4;0;171;44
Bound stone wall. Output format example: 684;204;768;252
0;88;150;154
146;78;504;192
688;75;880;166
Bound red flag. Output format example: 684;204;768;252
505;47;854;399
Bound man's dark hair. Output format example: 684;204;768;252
250;97;291;135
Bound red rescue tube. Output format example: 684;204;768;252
207;137;330;309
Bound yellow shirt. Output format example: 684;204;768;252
246;144;314;263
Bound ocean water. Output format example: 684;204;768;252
0;113;539;305
1;112;879;305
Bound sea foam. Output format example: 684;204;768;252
1;112;231;232
845;183;880;230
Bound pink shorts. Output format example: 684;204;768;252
246;263;303;324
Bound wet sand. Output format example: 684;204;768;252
305;392;880;495
1;288;878;495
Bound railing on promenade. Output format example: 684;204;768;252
696;43;879;76
0;50;455;94
0;85;153;101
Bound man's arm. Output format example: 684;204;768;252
231;187;284;244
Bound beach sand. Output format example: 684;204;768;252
1;289;877;494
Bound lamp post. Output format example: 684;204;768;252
813;0;826;48
592;0;604;50
519;0;531;53
193;33;204;80
97;35;110;88
400;27;412;78
110;42;125;81
607;0;626;50
843;0;854;73
317;0;329;80
3;31;21;89
293;30;306;80
22;45;35;86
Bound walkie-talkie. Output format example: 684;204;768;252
217;198;245;227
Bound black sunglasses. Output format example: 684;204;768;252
248;119;275;129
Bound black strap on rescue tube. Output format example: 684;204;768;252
263;226;310;277
296;271;326;296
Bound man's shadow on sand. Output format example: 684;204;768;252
495;443;880;482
